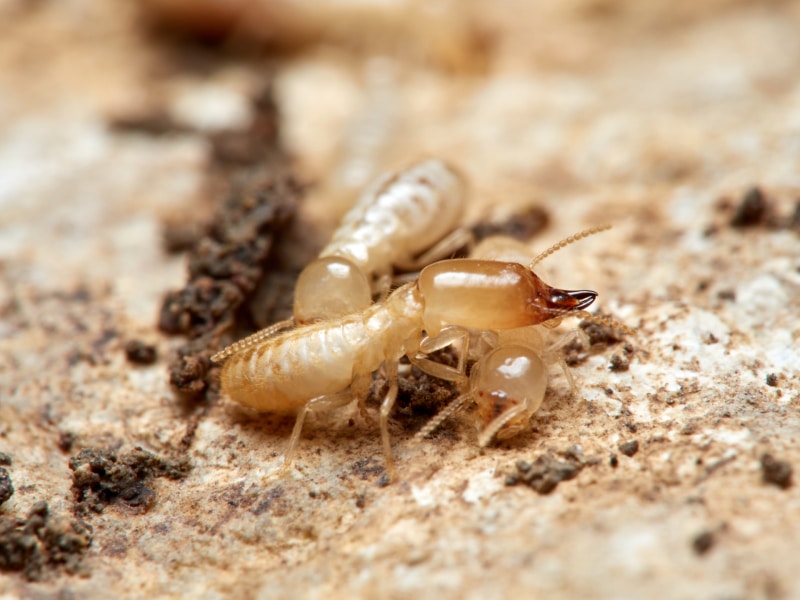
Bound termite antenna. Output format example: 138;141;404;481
413;393;472;443
211;318;295;364
529;224;612;269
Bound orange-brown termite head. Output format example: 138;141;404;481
417;259;597;336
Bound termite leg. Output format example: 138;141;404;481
352;372;375;425
408;326;471;383
277;391;354;476
379;360;400;482
544;328;588;397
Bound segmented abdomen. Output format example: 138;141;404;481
320;159;464;274
220;301;409;413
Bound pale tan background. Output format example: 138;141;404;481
1;1;799;598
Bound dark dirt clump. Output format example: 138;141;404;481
125;339;158;365
157;84;304;402
69;447;190;516
692;530;715;555
350;457;386;482
472;205;550;243
564;315;626;366
730;186;768;227
0;452;11;466
505;447;593;494
760;453;792;489
609;353;629;372
387;348;462;434
618;440;639;457
0;467;13;505
0;501;92;581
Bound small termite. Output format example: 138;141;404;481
212;230;602;480
414;228;632;447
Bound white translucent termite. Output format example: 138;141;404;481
414;227;632;447
293;157;468;325
212;230;603;481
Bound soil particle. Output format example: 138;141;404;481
505;448;591;494
350;457;386;482
108;109;190;136
580;317;624;346
124;339;158;365
472;205;550;243
765;373;779;387
162;219;205;254
69;448;190;516
564;314;626;366
0;501;92;581
760;453;792;490
608;353;629;372
389;352;461;435
730;186;768;227
618;440;639;457
692;530;715;556
0;467;13;505
58;432;77;453
0;452;11;466
355;491;366;509
609;454;619;468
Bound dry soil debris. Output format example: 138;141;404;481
0;452;11;466
69;448;190;516
124;339;158;365
618;440;640;457
157;85;303;402
760;453;792;490
608;352;630;372
386;349;462;435
0;467;13;506
730;186;769;227
692;530;715;556
505;447;594;494
0;501;92;581
564;315;627;366
471;205;550;243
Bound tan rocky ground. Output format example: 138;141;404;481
1;1;798;598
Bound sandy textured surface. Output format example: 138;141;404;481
1;1;799;598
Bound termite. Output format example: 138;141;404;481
212;228;605;481
293;157;468;325
414;227;632;447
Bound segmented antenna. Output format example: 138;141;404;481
413;393;472;442
210;318;295;364
530;224;612;268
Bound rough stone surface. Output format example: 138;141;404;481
1;1;799;598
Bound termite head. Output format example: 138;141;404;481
418;259;597;336
471;346;548;446
294;256;371;325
